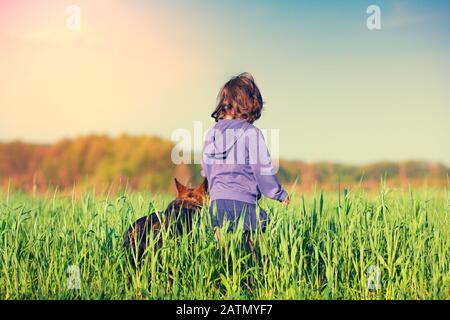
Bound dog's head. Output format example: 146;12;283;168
174;178;208;208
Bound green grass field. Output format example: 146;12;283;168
0;186;448;299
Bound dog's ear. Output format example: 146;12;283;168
194;178;208;196
174;178;188;195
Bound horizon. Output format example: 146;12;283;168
1;132;449;168
1;0;449;165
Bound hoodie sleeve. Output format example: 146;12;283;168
248;128;288;202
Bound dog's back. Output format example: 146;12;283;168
123;178;207;263
123;213;161;261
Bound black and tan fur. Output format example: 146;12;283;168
123;178;207;263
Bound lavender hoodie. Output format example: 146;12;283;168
201;119;288;204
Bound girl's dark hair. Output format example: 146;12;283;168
211;72;263;124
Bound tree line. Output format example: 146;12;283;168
0;134;448;193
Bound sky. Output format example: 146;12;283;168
0;0;449;165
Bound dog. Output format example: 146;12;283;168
123;178;208;264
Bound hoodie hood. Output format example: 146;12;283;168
204;119;251;160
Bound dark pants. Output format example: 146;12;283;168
209;199;268;232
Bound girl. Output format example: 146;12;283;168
201;72;289;249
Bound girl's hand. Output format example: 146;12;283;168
282;196;290;205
